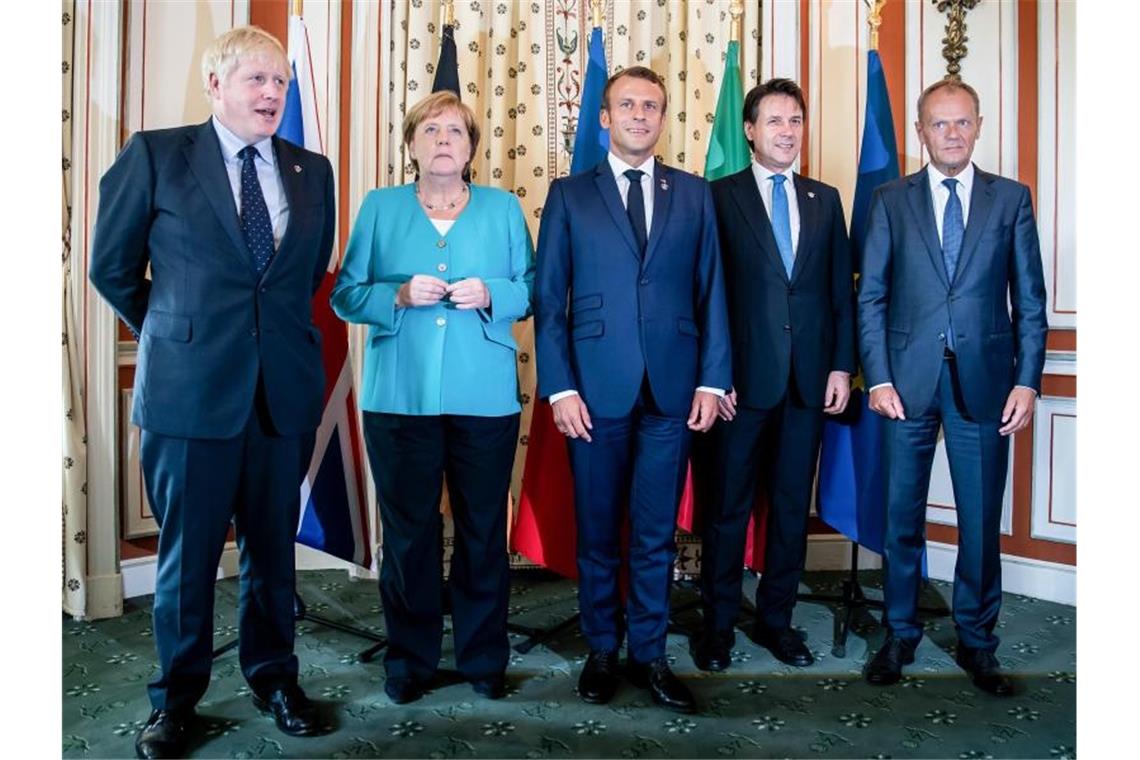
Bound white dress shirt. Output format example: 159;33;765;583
751;159;800;256
549;152;723;404
212;116;289;250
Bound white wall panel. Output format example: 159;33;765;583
1032;398;1076;544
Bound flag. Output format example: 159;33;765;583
570;25;610;174
510;24;611;578
702;40;750;181
433;23;460;95
679;37;765;571
279;14;372;568
816;48;899;555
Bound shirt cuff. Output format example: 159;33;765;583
696;386;726;398
1013;385;1039;397
868;382;894;393
548;390;579;403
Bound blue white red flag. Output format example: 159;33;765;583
279;14;372;568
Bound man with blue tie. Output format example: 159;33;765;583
89;27;335;757
535;66;731;714
858;80;1047;695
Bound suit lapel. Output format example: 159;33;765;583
593;161;642;262
905;168;950;290
953;166;996;284
184;120;252;273
789;174;818;283
266;137;304;277
643;160;674;268
727;168;789;284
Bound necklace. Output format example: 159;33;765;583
416;182;468;211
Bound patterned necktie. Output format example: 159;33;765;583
239;145;275;275
623;168;648;256
941;177;964;283
770;174;795;278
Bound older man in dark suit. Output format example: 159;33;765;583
89;26;335;758
858;79;1047;695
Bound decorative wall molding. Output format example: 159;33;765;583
1031;398;1076;545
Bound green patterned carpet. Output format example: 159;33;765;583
63;569;1075;758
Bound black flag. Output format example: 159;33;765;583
432;24;461;96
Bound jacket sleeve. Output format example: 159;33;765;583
481;193;536;323
534;180;577;398
312;156;337;296
1010;184;1049;391
694;180;733;391
857;188;893;388
88;133;154;338
827;186;857;374
330;192;405;336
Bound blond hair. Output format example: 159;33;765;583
201;26;290;96
402;91;481;175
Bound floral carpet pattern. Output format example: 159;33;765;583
63;570;1075;758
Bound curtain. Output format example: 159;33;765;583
63;0;89;618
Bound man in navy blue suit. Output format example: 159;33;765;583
89;27;335;758
535;66;731;714
858;80;1047;695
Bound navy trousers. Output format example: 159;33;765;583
567;381;692;664
362;412;518;684
140;396;312;712
882;358;1009;651
694;375;824;636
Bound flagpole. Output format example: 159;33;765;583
292;0;302;16
590;0;602;29
729;0;742;43
442;0;455;28
866;0;885;50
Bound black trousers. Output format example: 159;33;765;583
362;411;520;683
693;375;824;636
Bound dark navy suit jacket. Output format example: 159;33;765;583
89;120;335;439
857;165;1047;422
711;167;856;409
535;160;731;418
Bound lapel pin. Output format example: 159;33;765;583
660;177;668;191
807;191;815;199
294;164;302;173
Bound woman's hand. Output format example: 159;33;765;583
396;274;449;307
445;277;491;310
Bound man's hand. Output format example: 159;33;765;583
552;395;593;442
717;389;738;422
688;390;720;432
396;274;448;307
822;371;852;415
445;277;491;310
999;386;1037;436
868;384;907;420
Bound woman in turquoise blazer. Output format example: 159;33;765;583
331;91;534;704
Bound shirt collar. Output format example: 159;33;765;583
926;161;974;194
751;158;794;187
211;115;276;167
608;151;655;182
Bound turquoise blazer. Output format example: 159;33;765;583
331;184;535;416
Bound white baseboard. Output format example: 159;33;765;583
805;535;883;571
926;541;1076;605
121;543;241;600
78;572;124;620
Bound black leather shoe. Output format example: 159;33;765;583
691;631;733;672
865;636;917;686
627;657;697;714
578;650;621;704
956;645;1014;696
252;685;325;737
472;675;506;700
135;709;192;759
384;676;425;704
754;625;814;667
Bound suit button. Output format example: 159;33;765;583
438;263;448;272
436;317;447;327
640;278;649;285
783;324;791;332
938;332;946;342
250;328;259;337
259;286;267;293
437;239;447;248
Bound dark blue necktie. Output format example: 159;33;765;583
941;177;964;350
624;168;648;256
770;174;795;278
239;145;275;275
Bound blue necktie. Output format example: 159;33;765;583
941;177;964;350
770;174;795;278
624;168;648;256
239;145;275;275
